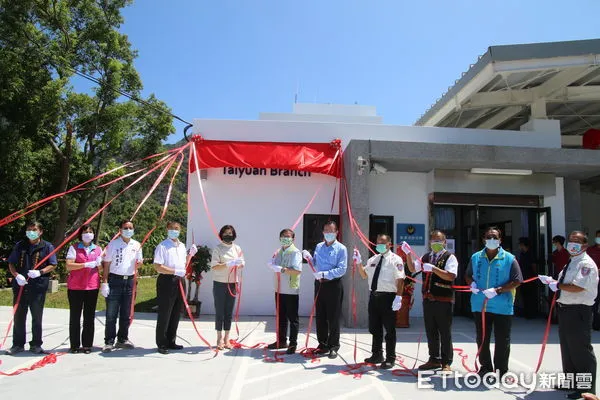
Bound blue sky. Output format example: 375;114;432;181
118;0;600;143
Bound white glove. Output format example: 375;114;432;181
188;244;198;257
174;268;186;277
413;259;422;273
483;288;497;299
549;281;559;292
392;295;402;311
313;271;324;280
15;274;28;286
95;257;103;267
401;241;412;255
470;282;479;294
236;258;245;268
27;270;41;279
302;250;313;264
84;261;97;269
226;259;238;267
538;275;552;285
100;283;110;298
423;263;434;273
352;249;362;264
269;263;282;273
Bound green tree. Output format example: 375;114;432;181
0;0;176;252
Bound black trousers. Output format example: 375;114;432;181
213;281;236;331
12;286;46;347
68;289;99;349
558;304;597;394
315;278;343;351
156;274;184;347
593;284;600;330
473;311;512;374
368;292;396;360
275;293;299;345
423;299;453;365
520;283;538;319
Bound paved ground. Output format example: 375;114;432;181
0;306;598;399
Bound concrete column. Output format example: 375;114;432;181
341;140;370;329
564;178;582;234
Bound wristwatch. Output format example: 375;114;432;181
281;267;287;274
496;287;503;294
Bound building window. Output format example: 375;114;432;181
302;214;340;261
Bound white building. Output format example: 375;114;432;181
187;39;600;327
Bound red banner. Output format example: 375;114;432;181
188;137;342;178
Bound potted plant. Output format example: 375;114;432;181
183;244;211;318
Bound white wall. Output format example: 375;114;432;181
187;168;338;316
192;118;562;150
582;191;600;236
368;172;429;317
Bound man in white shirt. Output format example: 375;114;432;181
540;231;598;399
356;234;405;369
153;221;196;354
101;219;143;353
406;230;458;373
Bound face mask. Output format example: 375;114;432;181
121;229;134;239
595;238;600;245
82;233;95;243
280;237;293;247
324;232;337;242
552;244;557;252
222;234;234;243
26;230;40;241
485;239;500;250
430;241;445;253
168;230;180;240
566;242;582;256
375;244;388;254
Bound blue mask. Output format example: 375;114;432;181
121;229;134;239
324;232;337;243
26;230;40;241
375;244;387;254
552;244;557;252
168;230;180;240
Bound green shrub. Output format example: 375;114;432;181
0;265;8;288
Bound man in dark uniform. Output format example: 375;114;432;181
541;231;598;399
406;230;458;373
6;221;57;355
517;237;538;319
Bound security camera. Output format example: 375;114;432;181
371;162;387;175
357;156;369;175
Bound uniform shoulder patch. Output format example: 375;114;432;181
582;266;591;276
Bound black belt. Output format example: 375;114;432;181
557;303;592;308
109;273;134;280
370;291;396;296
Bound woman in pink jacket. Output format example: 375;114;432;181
65;224;102;353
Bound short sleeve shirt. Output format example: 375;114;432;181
104;237;143;276
364;251;405;293
153;239;187;272
557;252;599;306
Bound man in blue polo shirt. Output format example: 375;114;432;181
465;226;523;380
6;221;58;355
302;221;347;359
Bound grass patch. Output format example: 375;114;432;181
0;277;158;313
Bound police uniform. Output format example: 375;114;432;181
419;250;458;368
7;239;57;350
556;252;598;395
364;251;405;362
